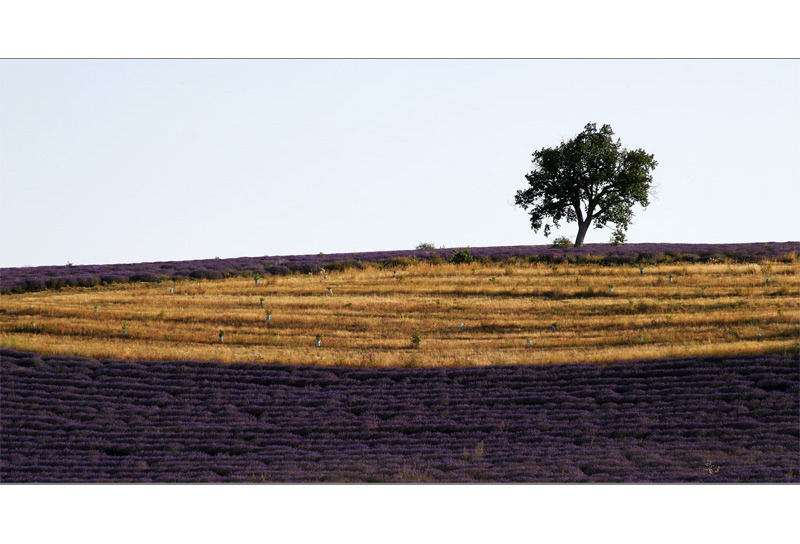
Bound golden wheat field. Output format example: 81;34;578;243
1;260;797;367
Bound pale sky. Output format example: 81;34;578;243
1;59;798;268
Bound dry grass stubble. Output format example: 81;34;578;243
1;260;797;366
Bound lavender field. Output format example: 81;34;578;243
3;241;798;293
2;349;797;483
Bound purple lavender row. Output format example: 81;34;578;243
2;349;797;483
2;241;798;294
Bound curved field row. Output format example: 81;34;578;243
3;241;798;294
2;260;797;367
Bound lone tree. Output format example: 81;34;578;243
514;123;657;247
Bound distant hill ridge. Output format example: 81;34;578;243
2;242;798;294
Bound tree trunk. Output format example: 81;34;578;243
574;221;590;247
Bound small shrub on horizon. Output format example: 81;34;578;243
551;236;573;249
415;242;436;251
610;229;627;246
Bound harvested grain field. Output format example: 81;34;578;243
1;260;797;367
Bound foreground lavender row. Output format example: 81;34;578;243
2;241;798;293
1;349;798;483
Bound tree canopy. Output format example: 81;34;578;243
514;123;657;247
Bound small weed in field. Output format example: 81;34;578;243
461;442;485;461
396;464;431;482
411;332;422;348
247;472;274;483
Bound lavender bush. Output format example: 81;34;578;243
2;349;797;483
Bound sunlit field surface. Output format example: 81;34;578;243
1;260;797;367
2;255;798;482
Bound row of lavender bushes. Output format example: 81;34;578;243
1;349;797;482
2;242;798;294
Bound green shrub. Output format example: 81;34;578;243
551;236;573;249
415;242;436;250
610;228;627;246
451;249;474;264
